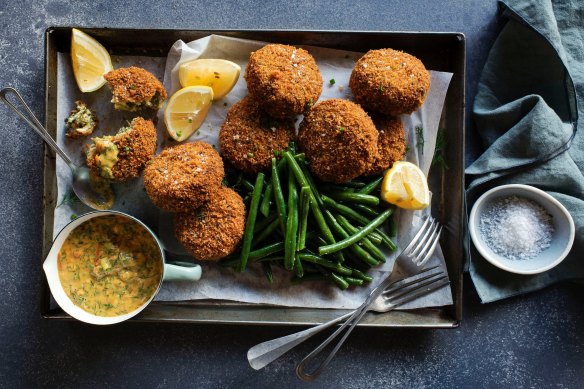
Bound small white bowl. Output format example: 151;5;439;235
469;184;575;275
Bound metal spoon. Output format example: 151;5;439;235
0;87;113;210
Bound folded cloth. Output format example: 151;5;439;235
466;0;584;303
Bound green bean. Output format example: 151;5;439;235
284;152;336;245
335;214;385;262
262;262;273;283
321;194;370;225
259;183;274;217
294;254;304;278
343;276;364;286
260;158;287;217
297;186;310;251
352;204;380;218
288;141;297;154
357;176;383;194
284;170;299;270
318;208;392;255
253;217;280;247
239;173;265;272
322;197;385;251
346;268;373;283
325;197;396;251
271;157;287;233
249;241;284;260
241;178;255;193
375;227;398;251
253;212;278;233
323;211;379;266
329;273;349;290
326;192;380;206
366;231;382;245
297;253;352;276
387;216;398;237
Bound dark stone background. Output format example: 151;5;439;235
0;1;582;387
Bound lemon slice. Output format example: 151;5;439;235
380;161;430;210
179;59;241;100
70;28;113;92
164;86;214;142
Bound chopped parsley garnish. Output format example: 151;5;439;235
176;131;182;137
339;127;346;134
247;152;255;158
305;100;313;111
432;127;448;169
188;118;193;123
329;78;336;85
415;126;424;154
57;190;81;208
70;214;78;220
379;84;384;92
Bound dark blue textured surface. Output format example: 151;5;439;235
0;1;582;387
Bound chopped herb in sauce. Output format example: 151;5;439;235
329;78;336;85
58;215;162;317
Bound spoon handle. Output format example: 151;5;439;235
0;87;74;167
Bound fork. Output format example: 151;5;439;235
247;217;445;377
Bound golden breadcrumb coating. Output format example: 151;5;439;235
86;117;157;182
219;96;295;174
174;187;246;261
364;115;406;176
297;99;378;183
104;66;167;111
349;48;430;116
144;142;224;212
244;44;322;118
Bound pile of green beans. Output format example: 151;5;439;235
221;143;399;290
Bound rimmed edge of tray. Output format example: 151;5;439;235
41;27;465;327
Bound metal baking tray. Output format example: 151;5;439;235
41;27;465;327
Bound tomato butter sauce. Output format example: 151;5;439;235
58;215;162;317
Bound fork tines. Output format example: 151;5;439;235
406;217;443;267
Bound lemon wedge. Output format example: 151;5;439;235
179;59;241;100
164;86;214;142
380;161;430;210
70;28;113;93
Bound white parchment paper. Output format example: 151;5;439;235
54;35;453;310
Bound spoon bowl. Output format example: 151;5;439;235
0;87;114;210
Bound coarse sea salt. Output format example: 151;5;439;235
479;196;554;260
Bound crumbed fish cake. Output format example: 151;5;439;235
219;96;295;174
174;187;245;261
244;44;322;118
104;66;167;111
349;48;430;116
298;99;378;183
85;117;157;182
144;142;224;212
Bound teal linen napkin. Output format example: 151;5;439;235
466;0;584;303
